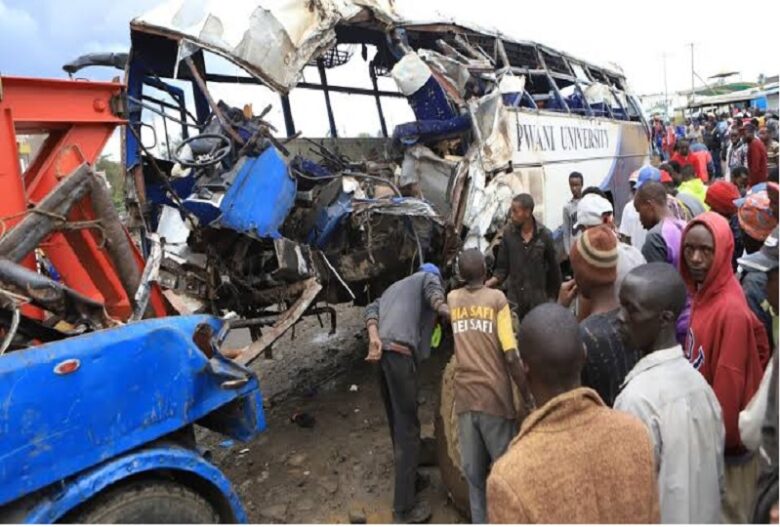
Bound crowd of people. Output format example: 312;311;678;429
363;111;778;523
651;109;779;188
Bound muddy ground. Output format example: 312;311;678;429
201;304;464;524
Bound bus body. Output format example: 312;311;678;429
119;0;650;332
683;82;780;117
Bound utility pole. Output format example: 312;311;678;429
662;52;669;119
689;43;695;105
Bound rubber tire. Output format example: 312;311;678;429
74;479;221;524
434;355;471;517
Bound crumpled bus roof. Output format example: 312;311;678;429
131;0;624;93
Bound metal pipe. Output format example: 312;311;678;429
184;56;245;146
0;258;107;326
202;73;407;99
88;174;144;306
0;163;93;262
127;96;202;131
317;59;338;138
280;94;296;136
369;62;389;138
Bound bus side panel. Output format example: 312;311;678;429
507;110;649;231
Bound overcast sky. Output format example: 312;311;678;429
2;0;778;93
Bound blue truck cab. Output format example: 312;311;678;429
0;315;265;523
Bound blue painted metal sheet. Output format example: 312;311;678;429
307;191;353;249
15;446;248;523
217;147;296;239
0;316;265;507
392;114;472;145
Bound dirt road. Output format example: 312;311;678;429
203;305;463;523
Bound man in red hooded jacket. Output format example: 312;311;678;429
681;212;771;523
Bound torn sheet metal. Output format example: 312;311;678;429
351;197;442;222
584;82;613;105
400;145;457;216
132;0;396;93
217;146;296;240
418;49;471;100
498;74;526;95
133;0;625;95
273;238;314;282
468;90;512;174
458;92;526;252
461;170;526;252
131;234;163;321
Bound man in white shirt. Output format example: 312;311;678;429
619;171;648;250
614;262;725;524
562;171;584;259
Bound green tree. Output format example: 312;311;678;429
96;155;125;212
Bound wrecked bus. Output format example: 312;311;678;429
120;1;650;342
113;0;650;511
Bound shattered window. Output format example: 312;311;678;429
313;45;375;90
524;74;554;100
377;97;416;134
137;80;199;161
558;83;577;98
329;93;386;137
503;42;541;69
206;82;286;133
288;44;411;138
624;96;644;121
288;89;335;137
570;62;591;83
540;50;572;76
607;75;625;91
587;67;608;84
202;52;286;133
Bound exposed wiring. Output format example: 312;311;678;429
291;168;403;198
292;168;426;268
319;252;355;300
126;124;200;227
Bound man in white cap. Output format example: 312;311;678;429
618;170;649;250
560;193;647;313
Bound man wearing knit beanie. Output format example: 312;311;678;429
558;193;647;323
571;225;640;407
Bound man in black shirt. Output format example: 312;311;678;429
486;194;561;323
569;225;639;406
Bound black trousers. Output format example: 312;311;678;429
378;351;420;514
